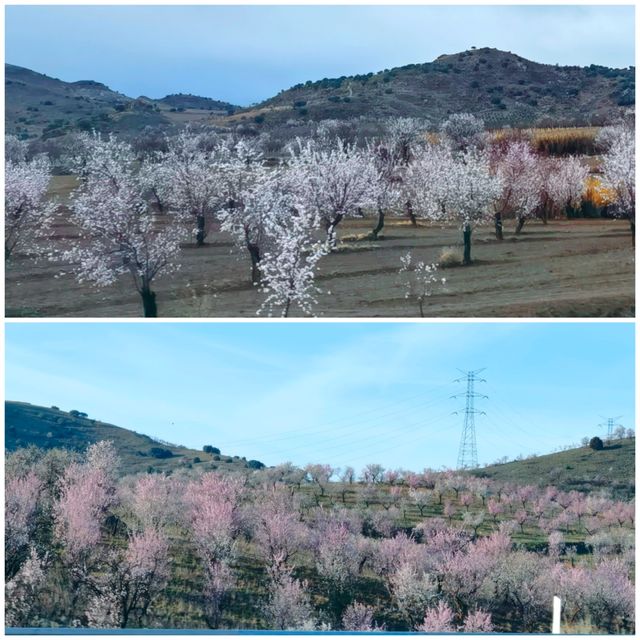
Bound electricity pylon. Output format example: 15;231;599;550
452;368;487;469
598;416;624;439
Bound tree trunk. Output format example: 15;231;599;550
515;216;526;234
283;297;291;318
371;206;385;239
247;242;261;284
406;200;417;227
630;218;635;247
494;212;503;241
195;213;207;247
140;286;158;318
462;223;472;265
326;214;343;250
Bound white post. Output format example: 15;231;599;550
552;595;561;634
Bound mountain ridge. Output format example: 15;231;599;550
5;48;635;139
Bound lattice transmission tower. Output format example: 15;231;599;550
598;416;624;439
453;369;487;469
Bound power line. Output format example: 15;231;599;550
453;368;487;470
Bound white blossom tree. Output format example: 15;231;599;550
154;130;226;246
217;155;281;285
599;125;635;245
5;149;57;261
258;203;327;318
547;156;588;220
398;253;446;317
406;146;502;265
440;113;486;151
290;139;376;249
61;133;188;317
490;140;543;238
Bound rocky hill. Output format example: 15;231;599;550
248;47;634;128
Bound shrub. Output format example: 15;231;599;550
254;114;265;124
203;445;220;455
589;437;604;451
438;246;463;268
150;447;173;459
247;459;265;470
193;457;201;464
293;100;307;108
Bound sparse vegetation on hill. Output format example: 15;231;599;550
471;438;635;499
4;401;256;475
254;48;633;128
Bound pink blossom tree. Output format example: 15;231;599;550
263;572;317;631
5;471;42;579
416;601;455;632
341;602;383;631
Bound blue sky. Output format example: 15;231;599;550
5;5;635;105
5;322;635;472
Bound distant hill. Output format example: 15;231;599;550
155;93;237;113
471;438;635;499
5;400;263;476
4;64;239;140
242;47;634;128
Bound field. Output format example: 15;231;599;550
5;177;634;318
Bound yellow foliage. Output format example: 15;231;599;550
584;175;616;207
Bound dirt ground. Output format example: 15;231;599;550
5;178;635;318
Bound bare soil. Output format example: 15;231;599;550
5;179;635;318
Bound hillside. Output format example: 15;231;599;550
4;64;238;140
244;47;634;128
6;48;635;141
4;400;263;475
472;438;635;498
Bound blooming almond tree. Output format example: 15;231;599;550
159;130;227;246
216;147;280;284
547;156;589;220
398;252;446;317
490;140;542;239
599;125;635;245
447;149;503;265
62;133;188;317
440;113;487;151
258;204;327;318
5;471;42;580
5;152;57;260
291;138;376;249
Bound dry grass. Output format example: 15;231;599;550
438;245;464;268
492;126;601;156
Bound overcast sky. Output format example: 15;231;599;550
5;5;635;105
5;322;635;472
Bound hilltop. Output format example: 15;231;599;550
249;48;633;128
4;400;263;476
